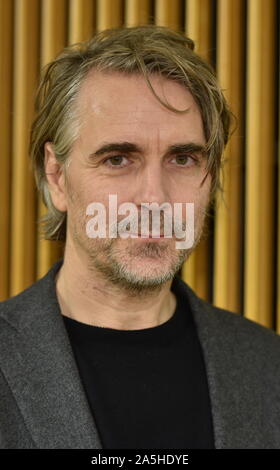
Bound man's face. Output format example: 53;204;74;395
59;70;211;290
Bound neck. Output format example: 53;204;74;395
55;243;177;331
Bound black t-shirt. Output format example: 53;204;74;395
62;276;215;449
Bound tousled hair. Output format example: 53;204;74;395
29;25;232;241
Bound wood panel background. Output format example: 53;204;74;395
0;0;279;334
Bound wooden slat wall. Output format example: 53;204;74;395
276;9;280;334
0;0;13;300
97;0;122;31
244;0;276;328
69;0;95;43
37;0;67;279
181;0;212;301
185;0;212;61
155;0;181;30
0;0;279;335
125;0;150;26
213;0;244;313
10;0;39;297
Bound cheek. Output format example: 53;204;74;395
174;185;210;207
64;172;88;216
186;177;211;218
65;168;93;204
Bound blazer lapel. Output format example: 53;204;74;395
175;276;264;449
0;260;102;449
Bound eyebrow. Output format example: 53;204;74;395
89;141;207;159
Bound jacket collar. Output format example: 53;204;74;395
174;275;265;449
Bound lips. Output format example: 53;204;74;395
134;233;166;238
121;230;171;238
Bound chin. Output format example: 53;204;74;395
119;259;177;284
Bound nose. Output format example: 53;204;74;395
133;160;170;208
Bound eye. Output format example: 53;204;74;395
103;155;129;168
171;154;197;167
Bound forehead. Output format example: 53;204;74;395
75;69;205;144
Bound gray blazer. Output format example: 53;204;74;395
0;259;280;449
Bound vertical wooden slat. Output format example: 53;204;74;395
213;0;244;313
97;0;122;31
41;0;67;64
185;0;212;61
181;0;212;301
278;21;280;335
155;0;181;30
37;0;67;280
244;0;276;328
10;0;39;297
125;0;150;26
69;0;95;43
0;0;13;300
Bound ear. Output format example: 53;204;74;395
44;142;67;212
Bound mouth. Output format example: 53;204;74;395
129;233;169;240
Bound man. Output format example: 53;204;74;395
0;25;279;450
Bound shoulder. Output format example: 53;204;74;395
0;259;63;333
205;296;279;347
173;275;280;370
